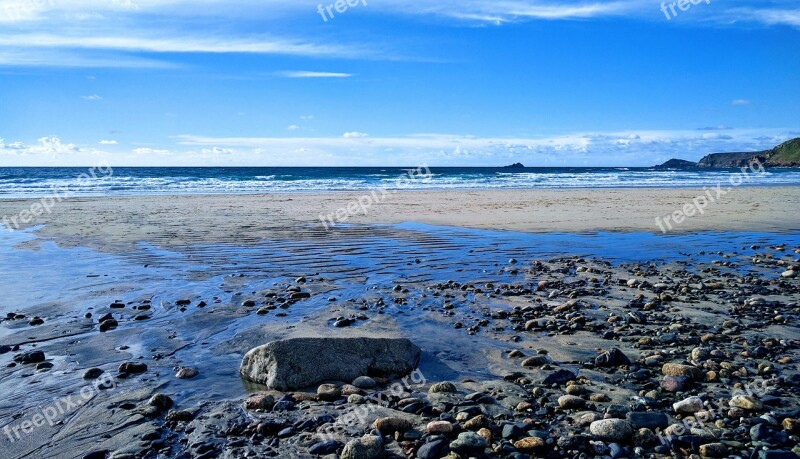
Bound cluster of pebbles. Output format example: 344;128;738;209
3;243;799;459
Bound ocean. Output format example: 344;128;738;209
1;166;800;198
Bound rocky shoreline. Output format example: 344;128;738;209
0;227;798;459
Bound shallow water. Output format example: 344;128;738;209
0;224;797;415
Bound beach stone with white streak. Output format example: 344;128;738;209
239;337;421;390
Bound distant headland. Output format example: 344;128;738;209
656;137;800;169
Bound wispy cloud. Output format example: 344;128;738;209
99;139;118;145
732;99;751;105
81;94;102;101
273;71;354;78
0;34;365;57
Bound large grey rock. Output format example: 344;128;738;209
239;337;422;390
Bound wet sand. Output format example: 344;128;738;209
0;190;798;459
0;187;798;250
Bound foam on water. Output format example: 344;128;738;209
1;167;800;198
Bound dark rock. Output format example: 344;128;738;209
627;412;669;429
14;350;45;364
119;362;147;374
595;348;631;367
417;439;448;459
542;369;577;386
309;440;340;455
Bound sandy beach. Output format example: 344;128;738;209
0;187;798;249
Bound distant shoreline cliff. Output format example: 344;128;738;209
656;137;800;169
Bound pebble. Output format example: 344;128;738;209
428;382;457;393
340;435;383;459
589;419;634;441
317;383;341;401
449;431;488;454
673;396;705;414
118;362;147;374
662;363;704;380
371;417;412;433
514;437;545;450
558;395;586;409
175;367;199;379
352;376;377;389
730;395;764;411
426;420;453;434
699;443;729;457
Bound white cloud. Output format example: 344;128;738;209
300;115;314;120
287;125;300;131
81;94;102;100
343;131;369;138
0;136;81;155
100;139;118;145
732;99;751;105
200;147;234;154
133;147;170;154
274;71;354;78
0;34;367;57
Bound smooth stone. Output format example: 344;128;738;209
429;381;457;393
417;439;448;459
558;395;586;409
595;348;631;367
589;419;634;442
371;417;412;433
449;431;489;454
119;362;147;374
730;395;764;411
239;337;421;390
673;396;704;414
317;383;342;401
662;375;689;392
521;355;552;367
148;393;173;411
83;368;105;379
662;363;703;381
514;437;545;451
699;443;728;457
309;440;340;455
427;421;453;434
244;393;275;410
175;367;199;379
627;412;669;429
352;376;377;389
340;435;383;459
542;369;577;385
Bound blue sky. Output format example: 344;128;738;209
0;0;799;166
